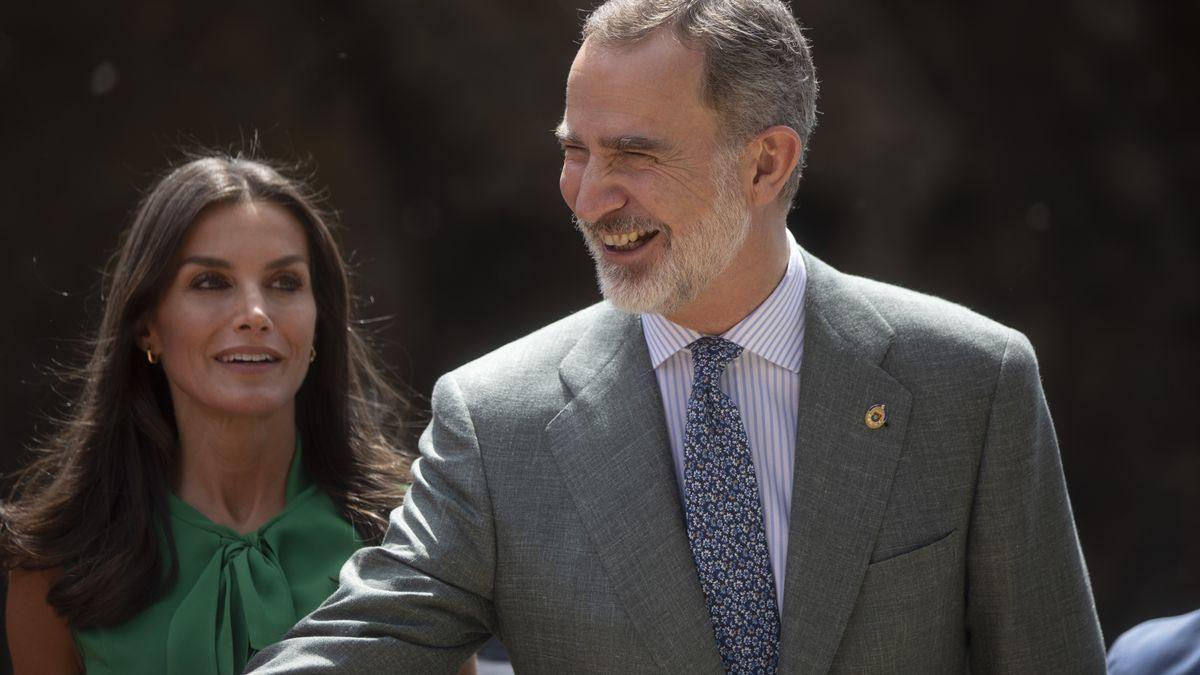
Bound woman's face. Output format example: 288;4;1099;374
144;201;317;420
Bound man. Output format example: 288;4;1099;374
250;0;1105;671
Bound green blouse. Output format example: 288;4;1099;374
74;450;362;675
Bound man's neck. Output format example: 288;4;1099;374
665;223;791;335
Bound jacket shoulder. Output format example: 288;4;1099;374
444;301;611;396
842;273;1028;366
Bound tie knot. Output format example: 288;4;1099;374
689;337;743;382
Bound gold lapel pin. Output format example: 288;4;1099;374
865;404;886;430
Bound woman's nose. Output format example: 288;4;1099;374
235;289;272;332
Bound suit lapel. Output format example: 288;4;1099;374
544;306;724;673
545;252;912;673
779;252;913;673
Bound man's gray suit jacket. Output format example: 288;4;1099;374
249;250;1106;673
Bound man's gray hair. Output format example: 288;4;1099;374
583;0;819;205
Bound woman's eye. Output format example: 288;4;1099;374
189;273;229;290
270;274;303;291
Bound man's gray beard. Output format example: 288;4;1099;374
574;162;751;317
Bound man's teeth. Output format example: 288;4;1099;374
601;229;656;247
219;354;277;363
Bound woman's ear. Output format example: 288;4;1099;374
139;321;158;354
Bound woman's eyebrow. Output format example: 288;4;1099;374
177;254;306;270
179;255;230;269
265;254;307;270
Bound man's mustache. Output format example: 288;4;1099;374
573;214;666;236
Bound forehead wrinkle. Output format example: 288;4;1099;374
563;84;712;161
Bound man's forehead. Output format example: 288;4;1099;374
568;31;705;94
562;32;713;143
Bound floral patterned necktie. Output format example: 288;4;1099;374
682;337;781;674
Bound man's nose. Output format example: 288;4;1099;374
567;161;626;224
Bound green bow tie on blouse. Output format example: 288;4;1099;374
167;506;301;675
74;449;363;675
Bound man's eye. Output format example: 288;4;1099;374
190;273;229;290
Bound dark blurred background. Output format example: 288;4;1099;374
1;0;1196;670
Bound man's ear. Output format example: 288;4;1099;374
747;125;802;207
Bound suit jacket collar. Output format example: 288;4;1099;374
547;247;912;673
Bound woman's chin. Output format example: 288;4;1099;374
189;393;298;421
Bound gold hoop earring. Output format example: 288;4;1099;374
146;348;158;365
309;347;316;363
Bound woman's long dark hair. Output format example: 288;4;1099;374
0;155;413;628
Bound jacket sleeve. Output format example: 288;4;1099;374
247;373;496;674
965;329;1106;673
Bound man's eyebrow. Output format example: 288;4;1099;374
554;124;673;154
554;123;581;146
602;135;673;154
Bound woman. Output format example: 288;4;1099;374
2;155;470;673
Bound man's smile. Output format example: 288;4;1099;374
602;227;660;252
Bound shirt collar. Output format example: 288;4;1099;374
642;230;807;372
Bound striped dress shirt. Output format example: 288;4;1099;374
641;235;807;611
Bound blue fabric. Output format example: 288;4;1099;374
1108;609;1200;675
681;336;780;674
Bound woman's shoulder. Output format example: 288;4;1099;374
6;568;83;673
